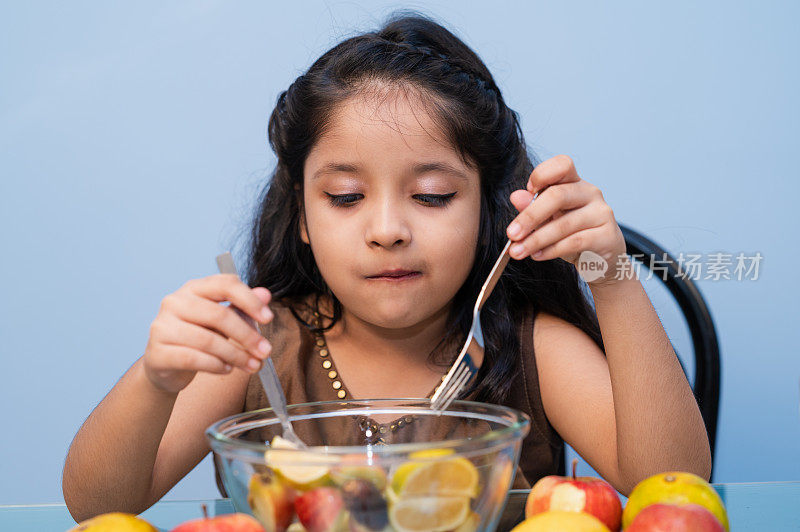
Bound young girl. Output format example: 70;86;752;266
62;12;710;521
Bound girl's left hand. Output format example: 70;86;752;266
506;154;627;287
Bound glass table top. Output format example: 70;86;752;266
2;482;798;531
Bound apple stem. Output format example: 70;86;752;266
201;503;208;520
572;458;578;480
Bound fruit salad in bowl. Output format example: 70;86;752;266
206;399;530;532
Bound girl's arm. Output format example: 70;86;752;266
62;359;249;521
63;275;272;521
533;286;711;496
592;275;711;488
507;155;711;495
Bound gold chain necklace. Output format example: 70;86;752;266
310;311;444;445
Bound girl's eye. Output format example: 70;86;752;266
414;192;457;207
325;192;363;207
323;192;457;207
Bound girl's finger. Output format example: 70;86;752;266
163;294;271;360
155;344;234;375
509;189;535;213
182;275;273;325
507;182;598;241
526;154;581;194
509;204;606;260
156;314;263;372
528;225;608;262
252;287;272;306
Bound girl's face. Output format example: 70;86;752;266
301;90;481;330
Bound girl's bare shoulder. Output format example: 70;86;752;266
530;310;611;416
528;313;621;491
532;311;604;364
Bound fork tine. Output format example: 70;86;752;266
444;357;468;384
432;362;468;408
432;370;466;410
432;380;459;410
431;241;514;412
430;344;470;403
434;357;476;410
443;368;471;402
433;336;483;410
450;353;478;392
447;363;471;391
436;364;474;411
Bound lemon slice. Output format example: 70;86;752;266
408;448;456;459
264;436;334;489
389;496;471;532
391;449;454;491
391;450;479;498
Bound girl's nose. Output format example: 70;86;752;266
365;200;412;249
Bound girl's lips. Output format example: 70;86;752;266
367;271;422;281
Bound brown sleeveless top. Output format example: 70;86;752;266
213;302;564;495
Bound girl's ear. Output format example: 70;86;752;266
296;186;310;244
299;212;310;244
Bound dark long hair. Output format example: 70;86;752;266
244;11;604;404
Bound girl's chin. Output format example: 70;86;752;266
361;312;423;330
348;303;438;330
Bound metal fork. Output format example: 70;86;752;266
430;239;513;411
216;252;308;449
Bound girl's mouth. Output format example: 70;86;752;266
367;269;422;281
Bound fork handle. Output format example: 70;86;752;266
474;190;545;310
476;240;513;311
215;253;294;434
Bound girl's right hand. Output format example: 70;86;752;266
142;274;274;394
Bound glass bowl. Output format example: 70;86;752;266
206;399;530;532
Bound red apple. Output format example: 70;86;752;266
525;459;622;531
626;503;725;531
622;472;728;531
171;504;266;531
294;487;348;532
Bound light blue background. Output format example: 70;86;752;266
1;1;798;505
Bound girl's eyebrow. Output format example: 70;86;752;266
312;162;359;180
412;162;469;181
311;161;468;181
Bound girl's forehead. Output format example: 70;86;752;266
312;90;460;162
